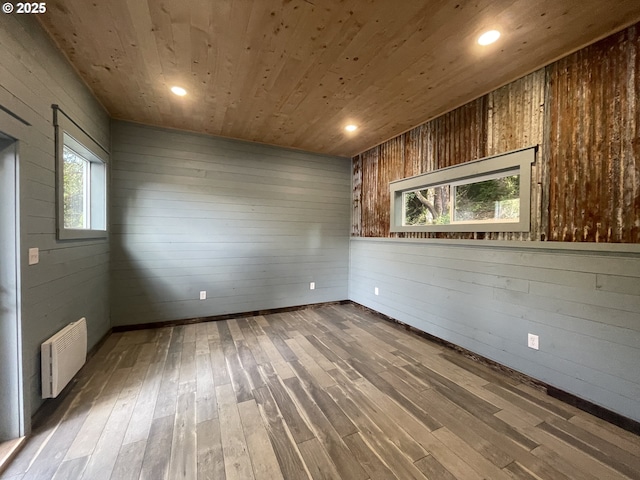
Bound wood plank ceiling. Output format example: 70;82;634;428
37;0;640;157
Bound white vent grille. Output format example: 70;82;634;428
41;318;87;398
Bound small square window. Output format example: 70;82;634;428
55;110;108;240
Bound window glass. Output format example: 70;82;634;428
63;145;89;229
55;109;108;240
389;147;535;233
453;172;520;223
403;185;450;226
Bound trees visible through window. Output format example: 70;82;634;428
403;171;521;226
403;185;451;225
55;105;108;240
454;173;519;222
59;133;106;236
390;147;535;233
63;145;89;229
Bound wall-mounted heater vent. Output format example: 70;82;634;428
41;317;87;398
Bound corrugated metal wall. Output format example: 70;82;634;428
548;25;640;242
353;24;640;243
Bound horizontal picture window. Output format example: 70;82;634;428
390;147;536;233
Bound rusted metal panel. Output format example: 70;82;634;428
353;74;543;240
420;98;488;240
487;70;545;156
427;97;488;170
400;126;430;239
359;148;378;237
486;69;546;241
353;23;640;243
402;127;424;178
375;137;405;237
548;25;640;242
355;86;541;240
352;154;362;236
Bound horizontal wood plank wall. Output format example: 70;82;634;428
353;23;640;243
349;238;640;422
0;16;111;417
111;121;351;326
548;25;640;242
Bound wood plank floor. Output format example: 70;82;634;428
2;304;639;480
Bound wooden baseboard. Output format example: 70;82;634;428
350;301;640;437
112;300;351;332
546;386;640;436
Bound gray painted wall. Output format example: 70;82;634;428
110;121;350;326
349;238;640;422
0;16;111;419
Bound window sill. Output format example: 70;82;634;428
57;228;108;241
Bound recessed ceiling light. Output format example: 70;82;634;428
345;124;358;132
171;86;187;96
478;30;501;46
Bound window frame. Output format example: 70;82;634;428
55;110;108;240
390;147;536;233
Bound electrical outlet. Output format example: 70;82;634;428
310;282;315;290
527;333;539;350
199;291;206;300
374;287;379;296
28;247;39;265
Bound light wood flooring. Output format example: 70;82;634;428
2;304;639;480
